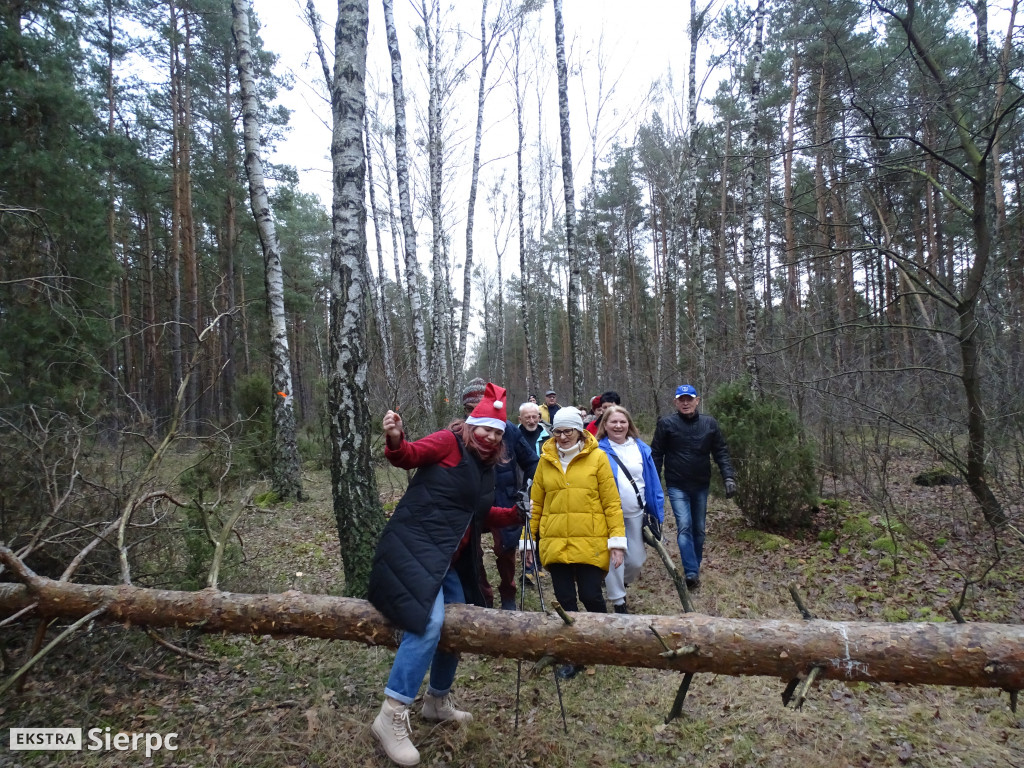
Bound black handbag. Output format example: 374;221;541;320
605;448;662;542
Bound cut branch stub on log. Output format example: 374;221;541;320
1;568;1023;691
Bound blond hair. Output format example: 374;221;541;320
595;405;640;440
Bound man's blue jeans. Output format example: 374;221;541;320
384;568;463;704
666;486;709;580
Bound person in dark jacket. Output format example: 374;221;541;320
650;384;737;590
585;390;621;436
538;389;561;424
461;378;538;610
368;384;524;767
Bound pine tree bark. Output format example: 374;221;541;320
177;5;200;428
220;55;239;424
740;0;765;396
168;0;184;417
1;565;1022;690
782;48;800;314
230;0;303;501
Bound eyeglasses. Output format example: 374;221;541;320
552;428;577;437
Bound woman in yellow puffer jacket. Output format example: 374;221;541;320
524;408;626;679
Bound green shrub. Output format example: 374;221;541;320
180;503;214;590
298;424;328;469
235;373;273;474
707;381;817;531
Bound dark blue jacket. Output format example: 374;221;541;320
495;420;539;507
492;421;539;551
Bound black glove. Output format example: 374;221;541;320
514;490;531;523
725;478;738;499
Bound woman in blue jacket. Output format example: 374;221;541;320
596;405;665;613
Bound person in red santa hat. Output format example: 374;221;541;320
367;383;526;767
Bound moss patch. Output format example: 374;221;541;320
736;529;789;551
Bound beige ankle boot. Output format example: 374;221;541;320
371;697;420;766
422;691;472;724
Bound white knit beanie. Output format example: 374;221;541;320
551;408;584;432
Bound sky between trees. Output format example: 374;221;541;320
252;0;692;287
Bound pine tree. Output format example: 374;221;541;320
0;1;117;409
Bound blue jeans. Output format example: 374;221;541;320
667;486;708;580
385;568;463;704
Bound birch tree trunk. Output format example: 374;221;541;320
552;0;583;405
230;0;303;501
494;198;507;384
382;0;431;417
326;0;382;597
422;0;447;402
458;0;491;376
740;0;765;396
368;115;405;305
536;76;547;239
512;27;538;397
583;44;610;388
687;0;708;391
716;117;730;348
364;116;396;390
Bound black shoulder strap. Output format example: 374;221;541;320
605;447;644;509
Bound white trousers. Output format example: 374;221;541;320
604;514;647;604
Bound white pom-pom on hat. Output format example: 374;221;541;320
465;383;509;432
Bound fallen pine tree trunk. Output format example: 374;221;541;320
1;563;1021;691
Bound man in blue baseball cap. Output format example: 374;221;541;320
651;384;736;590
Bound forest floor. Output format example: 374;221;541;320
2;451;1023;768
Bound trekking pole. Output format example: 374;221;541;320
516;483;532;729
514;481;532;730
513;485;569;734
514;509;528;730
529;515;569;734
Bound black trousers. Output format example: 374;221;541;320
546;562;607;613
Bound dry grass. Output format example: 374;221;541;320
2;457;1023;768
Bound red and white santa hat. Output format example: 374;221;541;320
465;383;507;431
